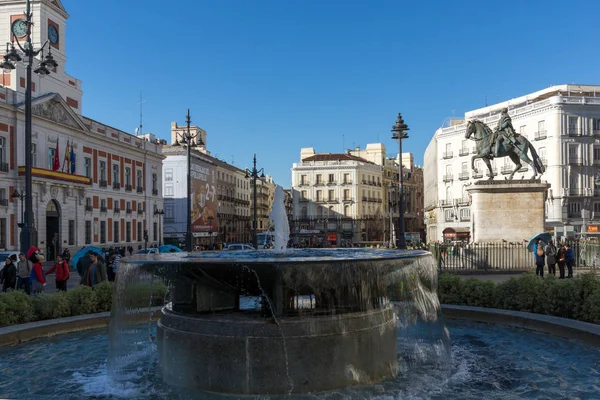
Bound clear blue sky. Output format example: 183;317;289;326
62;0;600;186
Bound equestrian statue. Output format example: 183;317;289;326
465;108;545;180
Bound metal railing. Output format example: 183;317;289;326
458;148;470;156
458;172;469;180
0;162;7;172
85;205;93;212
113;182;121;190
0;198;8;206
443;174;453;182
442;151;453;159
99;179;107;188
534;131;547;140
152;188;159;196
567;128;580;137
568;157;582;166
137;186;144;193
125;184;132;192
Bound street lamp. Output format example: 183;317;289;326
172;109;204;251
12;189;25;229
245;154;264;249
391;113;409;250
3;0;59;253
154;208;164;246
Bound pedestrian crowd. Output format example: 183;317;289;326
534;239;575;279
0;245;122;295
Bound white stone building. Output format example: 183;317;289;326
424;84;600;242
0;0;164;255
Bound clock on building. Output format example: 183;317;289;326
11;19;27;37
48;24;59;44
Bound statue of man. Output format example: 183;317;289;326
490;108;517;158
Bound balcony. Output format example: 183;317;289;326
458;172;470;180
443;174;453;183
299;198;308;203
458;148;470;157
298;182;310;187
152;188;158;196
315;198;326;203
137;207;144;214
126;208;132;214
568;157;583;166
593;130;600;137
341;180;353;185
113;208;121;214
501;166;513;175
534;131;547;140
361;196;367;202
439;200;453;207
327;198;338;203
442;151;453;159
85;205;93;212
473;170;483;179
0;161;8;173
342;197;354;203
113;182;121;190
125;184;132;192
567;128;581;137
518;165;529;172
100;206;108;213
458;197;471;206
137;186;144;194
569;188;583;196
99;179;107;188
327;181;337;186
0;198;8;206
314;181;325;186
460;214;471;222
595;189;600;197
541;158;548;167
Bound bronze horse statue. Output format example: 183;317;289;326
465;120;545;180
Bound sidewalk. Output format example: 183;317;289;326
454;268;600;284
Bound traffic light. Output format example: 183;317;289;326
143;230;148;241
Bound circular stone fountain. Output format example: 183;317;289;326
109;249;443;396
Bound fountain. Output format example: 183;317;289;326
106;187;448;396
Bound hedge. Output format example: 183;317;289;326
438;273;600;324
0;281;168;328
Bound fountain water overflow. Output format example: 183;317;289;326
107;187;449;396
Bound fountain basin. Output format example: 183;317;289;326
111;249;439;395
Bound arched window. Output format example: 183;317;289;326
445;186;452;202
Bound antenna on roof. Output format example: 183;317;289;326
137;92;145;136
342;133;345;152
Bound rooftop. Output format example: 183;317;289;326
301;153;374;164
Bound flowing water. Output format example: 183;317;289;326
269;185;290;251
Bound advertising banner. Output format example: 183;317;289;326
190;158;218;235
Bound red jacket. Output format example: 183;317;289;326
32;262;46;284
46;260;69;281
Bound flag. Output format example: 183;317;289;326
70;143;76;174
52;139;60;171
62;140;70;172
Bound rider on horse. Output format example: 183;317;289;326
487;108;519;159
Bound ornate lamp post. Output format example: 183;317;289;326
391;113;409;249
173;110;204;251
154;208;164;246
245;154;264;249
12;189;25;228
2;0;58;253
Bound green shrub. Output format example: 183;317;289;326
67;285;97;315
438;274;464;305
581;288;600;324
31;292;71;320
94;281;113;312
462;279;497;308
543;278;577;319
0;291;35;327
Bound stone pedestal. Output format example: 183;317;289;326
467;180;550;243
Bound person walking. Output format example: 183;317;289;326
565;243;575;278
16;253;32;295
545;240;557;276
27;246;46;295
46;255;70;292
82;251;107;288
534;239;545;278
1;255;17;292
557;243;566;279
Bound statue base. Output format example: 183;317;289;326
467;180;550;243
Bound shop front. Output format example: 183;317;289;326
442;227;470;243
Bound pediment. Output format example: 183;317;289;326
29;93;88;131
49;0;67;14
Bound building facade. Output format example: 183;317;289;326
424;84;600;242
0;0;164;255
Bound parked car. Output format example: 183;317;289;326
135;248;159;255
225;244;255;251
0;251;19;276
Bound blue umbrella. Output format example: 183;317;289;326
527;232;552;253
71;246;103;267
158;244;182;253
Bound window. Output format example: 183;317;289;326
461;162;468;173
460;208;471;221
0;218;5;248
344;205;350;217
100;221;106;244
594;203;600;213
152;173;157;191
301;206;307;218
316;190;322;201
568;202;581;215
520;125;526;135
164;185;174;196
328;189;334;201
114;221;120;243
594;146;600;162
137;170;143;188
593;119;600;133
301;190;307;200
344;189;350;200
113;164;119;183
316;174;322;184
165;168;173;181
125;167;131;185
537;120;545;134
568;116;578;135
48;147;56;169
84;157;91;178
343;173;350;184
444;210;455;222
126;201;131;212
68;220;75;245
0;137;6;167
300;175;307;185
568;144;579;162
328;174;334;183
99;160;106;181
126;222;131;242
85;221;92;244
137;222;142;242
153;222;158;241
445;186;452;202
31;143;36;167
100;199;106;210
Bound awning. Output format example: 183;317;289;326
443;227;470;238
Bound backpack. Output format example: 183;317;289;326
536;246;544;257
